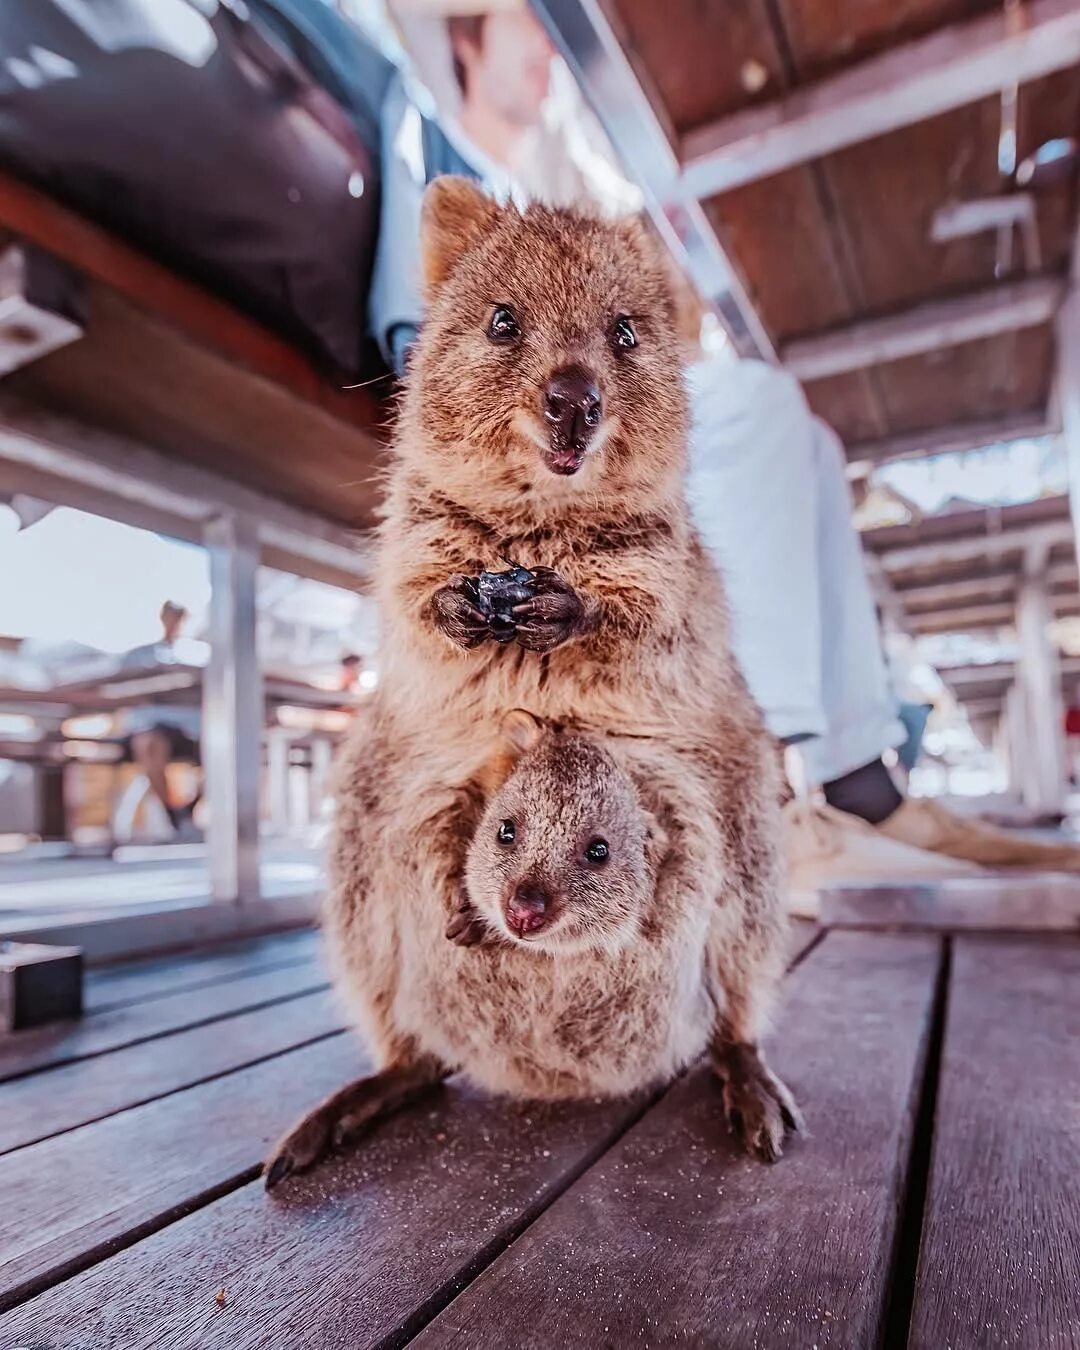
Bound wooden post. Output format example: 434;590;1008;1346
1061;228;1080;595
267;728;291;836
203;513;262;904
1014;554;1066;812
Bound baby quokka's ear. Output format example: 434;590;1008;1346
500;708;545;756
474;710;546;796
420;176;501;297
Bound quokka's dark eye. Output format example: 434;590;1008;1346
497;819;517;845
488;306;522;342
585;838;610;864
610;315;638;350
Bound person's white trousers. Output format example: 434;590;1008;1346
687;357;905;783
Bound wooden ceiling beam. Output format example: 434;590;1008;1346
877;521;1074;572
782;277;1064;381
678;0;1080;199
901;577;1019;613
942;654;1080;688
957;695;1009;715
897;561;1077;611
908;594;1080;634
908;602;1018;634
0;392;373;590
847;412;1057;469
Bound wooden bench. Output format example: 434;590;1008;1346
0;905;1076;1347
0;169;388;529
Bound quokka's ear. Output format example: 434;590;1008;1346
621;215;705;357
500;708;545;756
420;175;501;296
474;710;546;797
665;260;706;357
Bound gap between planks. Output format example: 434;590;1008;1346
0;920;823;1335
410;930;942;1350
1;926;926;1349
84;927;320;1013
0;957;329;1084
0;992;349;1156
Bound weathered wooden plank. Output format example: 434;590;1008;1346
910;936;1080;1349
819;876;1080;931
0;958;327;1083
0;989;345;1155
0;1076;649;1345
84;928;320;1013
414;930;942;1349
0;1032;367;1312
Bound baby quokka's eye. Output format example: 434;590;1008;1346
488;305;522;343
497;819;516;846
585;837;610;865
609;315;638;351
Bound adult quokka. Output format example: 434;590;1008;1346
264;179;798;1188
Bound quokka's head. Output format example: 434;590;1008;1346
402;177;693;515
465;711;665;956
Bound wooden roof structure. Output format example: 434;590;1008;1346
0;1;1077;732
537;0;1080;735
541;0;1079;455
0;172;387;534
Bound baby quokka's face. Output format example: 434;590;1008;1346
412;178;688;510
465;736;653;955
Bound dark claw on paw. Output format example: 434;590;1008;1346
713;1043;802;1164
264;1155;290;1191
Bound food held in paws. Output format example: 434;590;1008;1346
468;561;537;642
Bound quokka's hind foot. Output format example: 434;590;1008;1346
264;1056;448;1190
710;1040;803;1164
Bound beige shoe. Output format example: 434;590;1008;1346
879;797;1080;872
784;799;979;919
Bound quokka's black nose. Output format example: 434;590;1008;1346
541;365;603;453
506;881;550;937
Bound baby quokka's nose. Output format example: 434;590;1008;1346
506;881;551;937
542;365;603;453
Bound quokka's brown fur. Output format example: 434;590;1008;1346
265;179;797;1187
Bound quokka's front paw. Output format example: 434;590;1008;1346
445;889;490;947
711;1042;803;1163
431;575;491;650
511;568;587;653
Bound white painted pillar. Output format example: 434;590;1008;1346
991;705;1012;794
267;729;291;835
1014;568;1066;812
1003;681;1031;805
203;513;262;904
311;736;334;814
1060;228;1080;572
1056;226;1080;806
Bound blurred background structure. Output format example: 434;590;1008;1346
0;0;1078;955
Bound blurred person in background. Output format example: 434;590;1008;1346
114;601;202;842
686;349;1080;909
373;2;1080;909
339;652;364;694
371;1;636;374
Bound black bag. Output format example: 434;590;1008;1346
0;0;393;377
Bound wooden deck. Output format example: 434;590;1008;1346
1;917;1077;1348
